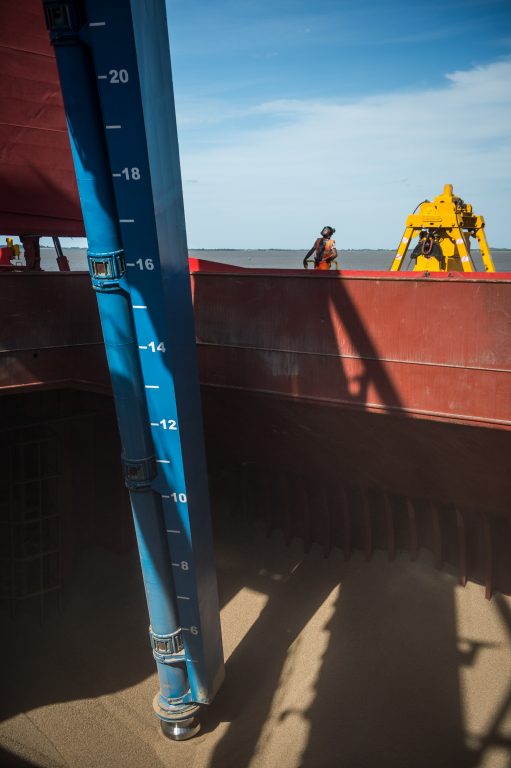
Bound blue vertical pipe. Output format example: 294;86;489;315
43;0;199;737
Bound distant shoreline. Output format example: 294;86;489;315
34;246;511;272
39;246;511;252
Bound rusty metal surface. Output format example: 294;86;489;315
0;426;62;620
203;383;511;595
4;268;510;427
0;389;135;618
1;0;508;598
192;267;511;428
208;456;511;597
1;269;510;593
0;273;108;392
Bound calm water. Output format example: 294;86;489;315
38;247;511;272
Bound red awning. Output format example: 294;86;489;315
0;2;84;236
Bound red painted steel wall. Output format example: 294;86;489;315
192;268;511;429
0;3;84;236
0;273;106;392
2;269;510;430
2;269;510;591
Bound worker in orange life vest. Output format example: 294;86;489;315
303;226;337;270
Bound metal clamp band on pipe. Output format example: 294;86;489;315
87;249;126;291
43;1;85;43
150;627;185;664
122;455;157;489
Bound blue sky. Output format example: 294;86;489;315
54;0;510;250
169;0;510;103
167;0;511;248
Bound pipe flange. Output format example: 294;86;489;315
153;695;201;741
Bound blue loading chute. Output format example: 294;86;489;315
43;0;224;740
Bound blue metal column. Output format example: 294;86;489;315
43;0;224;740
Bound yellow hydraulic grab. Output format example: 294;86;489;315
390;184;495;272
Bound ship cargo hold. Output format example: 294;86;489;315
1;2;511;767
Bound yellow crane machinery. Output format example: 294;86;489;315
390;184;495;272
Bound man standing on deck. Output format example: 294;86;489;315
303;226;338;270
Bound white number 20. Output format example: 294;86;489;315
109;69;129;83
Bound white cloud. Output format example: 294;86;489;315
179;59;511;248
